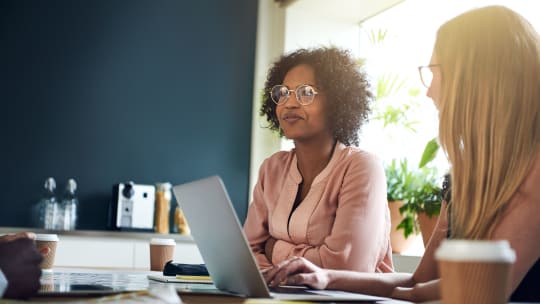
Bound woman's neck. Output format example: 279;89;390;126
294;136;337;182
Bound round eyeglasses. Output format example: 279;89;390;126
418;64;441;88
270;84;319;106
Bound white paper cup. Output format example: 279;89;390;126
149;238;176;271
35;234;59;270
435;240;515;304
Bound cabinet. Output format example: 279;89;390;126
0;227;203;269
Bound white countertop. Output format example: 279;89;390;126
0;226;194;243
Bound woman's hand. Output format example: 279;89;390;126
391;280;440;302
0;237;43;298
0;232;49;255
391;286;414;301
263;256;330;289
0;232;36;243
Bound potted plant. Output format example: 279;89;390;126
396;164;442;247
415;138;443;245
385;143;443;251
385;158;420;253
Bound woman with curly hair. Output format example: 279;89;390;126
263;6;540;302
243;47;393;273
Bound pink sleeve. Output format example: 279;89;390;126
243;161;273;270
271;155;391;272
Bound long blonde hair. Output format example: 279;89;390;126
435;6;540;239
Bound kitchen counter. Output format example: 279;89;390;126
0;226;203;269
0;226;193;242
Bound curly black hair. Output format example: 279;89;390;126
260;47;372;146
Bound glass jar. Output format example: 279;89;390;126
154;182;172;234
174;202;191;235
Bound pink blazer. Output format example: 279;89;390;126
244;143;393;272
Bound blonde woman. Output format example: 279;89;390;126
263;6;540;302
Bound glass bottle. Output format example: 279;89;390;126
60;178;78;230
155;182;172;234
33;177;59;230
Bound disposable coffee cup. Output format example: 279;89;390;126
149;238;175;271
35;234;59;271
435;240;515;304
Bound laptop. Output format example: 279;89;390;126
172;175;387;302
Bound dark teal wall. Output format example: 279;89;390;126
0;0;257;229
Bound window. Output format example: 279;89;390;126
281;0;539;174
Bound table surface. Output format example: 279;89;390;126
5;268;413;304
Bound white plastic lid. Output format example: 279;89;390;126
35;234;59;242
435;239;516;262
150;238;176;245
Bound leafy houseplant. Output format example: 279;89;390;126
385;153;442;239
385;158;420;253
395;164;441;238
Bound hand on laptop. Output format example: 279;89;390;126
0;233;43;299
263;256;330;290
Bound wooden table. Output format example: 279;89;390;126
4;268;412;303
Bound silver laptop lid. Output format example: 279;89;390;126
173;175;270;298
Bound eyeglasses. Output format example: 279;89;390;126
270;84;319;106
418;64;441;88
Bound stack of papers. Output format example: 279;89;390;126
147;274;213;284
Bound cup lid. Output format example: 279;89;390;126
150;238;176;245
35;234;59;242
435;239;516;262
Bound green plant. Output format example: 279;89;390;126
375;73;407;100
359;28;421;133
419;137;440;169
385;159;416;202
385;157;442;238
370;73;420;132
365;28;388;45
397;166;442;238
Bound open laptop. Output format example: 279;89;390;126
172;175;387;302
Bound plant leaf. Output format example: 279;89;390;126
418;138;440;168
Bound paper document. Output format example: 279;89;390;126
147;274;213;284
